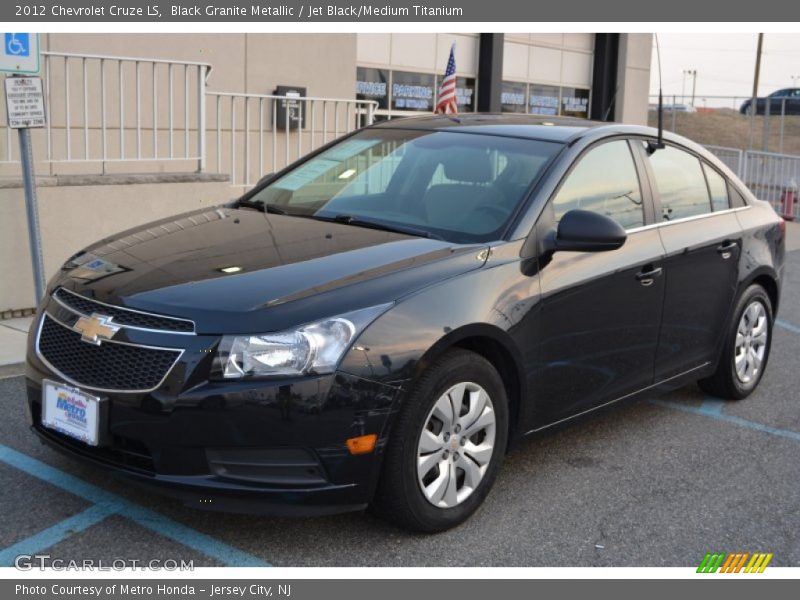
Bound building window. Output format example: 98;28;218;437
356;67;390;110
501;81;527;113
391;71;435;112
529;84;560;116
454;77;476;112
560;88;590;118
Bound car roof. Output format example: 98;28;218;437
369;113;657;144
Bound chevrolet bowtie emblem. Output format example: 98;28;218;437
72;313;121;345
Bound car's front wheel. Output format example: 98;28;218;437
699;284;774;400
372;349;509;533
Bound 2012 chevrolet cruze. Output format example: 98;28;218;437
26;115;785;532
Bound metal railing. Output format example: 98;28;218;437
1;52;211;172
206;92;377;187
704;144;744;176
740;150;800;218
1;51;378;185
649;94;800;154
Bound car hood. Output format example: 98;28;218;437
56;207;488;333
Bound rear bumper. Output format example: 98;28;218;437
25;358;402;516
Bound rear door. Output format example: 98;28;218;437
637;143;743;381
533;139;665;426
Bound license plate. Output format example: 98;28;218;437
41;380;101;446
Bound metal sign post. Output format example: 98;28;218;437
3;33;46;302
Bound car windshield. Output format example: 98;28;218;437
241;128;562;243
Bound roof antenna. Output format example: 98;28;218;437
647;33;665;155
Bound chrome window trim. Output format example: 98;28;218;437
625;205;751;235
35;313;185;394
54;287;196;336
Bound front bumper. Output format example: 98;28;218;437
25;308;403;516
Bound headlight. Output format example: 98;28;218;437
216;304;392;379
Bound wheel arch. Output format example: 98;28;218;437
410;323;528;450
740;267;780;315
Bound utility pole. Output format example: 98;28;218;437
681;70;687;104
749;33;764;150
690;70;697;106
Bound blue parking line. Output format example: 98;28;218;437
0;502;117;566
0;445;270;567
776;319;800;334
651;399;800;443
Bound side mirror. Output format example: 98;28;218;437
552;209;627;253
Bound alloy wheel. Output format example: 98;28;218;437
734;300;769;385
416;382;496;508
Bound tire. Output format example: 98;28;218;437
371;349;509;533
699;284;774;400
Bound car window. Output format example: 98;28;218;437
551;140;644;230
647;145;712;221
703;163;730;211
244;129;562;243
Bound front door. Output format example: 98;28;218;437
532;139;665;427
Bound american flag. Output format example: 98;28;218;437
435;43;458;115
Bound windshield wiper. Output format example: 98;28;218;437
322;214;444;240
237;199;288;215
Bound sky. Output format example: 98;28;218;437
649;33;800;106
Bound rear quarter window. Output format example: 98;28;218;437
647;145;712;221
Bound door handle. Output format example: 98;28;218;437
716;240;737;259
635;266;663;286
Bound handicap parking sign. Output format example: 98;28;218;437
1;33;39;74
5;33;30;57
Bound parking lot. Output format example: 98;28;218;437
0;248;798;568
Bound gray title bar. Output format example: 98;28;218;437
2;0;799;22
4;579;799;600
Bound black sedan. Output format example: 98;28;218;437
25;115;785;532
740;88;800;115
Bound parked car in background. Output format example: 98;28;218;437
740;88;800;115
25;115;785;532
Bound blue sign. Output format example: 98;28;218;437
1;33;39;73
4;33;30;57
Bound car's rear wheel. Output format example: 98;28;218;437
699;284;773;400
372;349;508;533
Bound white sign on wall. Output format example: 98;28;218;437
4;76;46;128
1;33;40;74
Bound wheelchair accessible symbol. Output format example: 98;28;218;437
5;33;30;57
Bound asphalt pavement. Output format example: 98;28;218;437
0;250;798;568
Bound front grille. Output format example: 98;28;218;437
37;315;182;391
55;288;194;333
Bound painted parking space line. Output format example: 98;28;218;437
776;319;800;335
0;445;270;567
0;502;117;566
650;398;800;443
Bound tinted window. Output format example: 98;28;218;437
648;146;711;221
703;164;730;211
247;129;561;243
552;140;644;229
728;183;747;208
